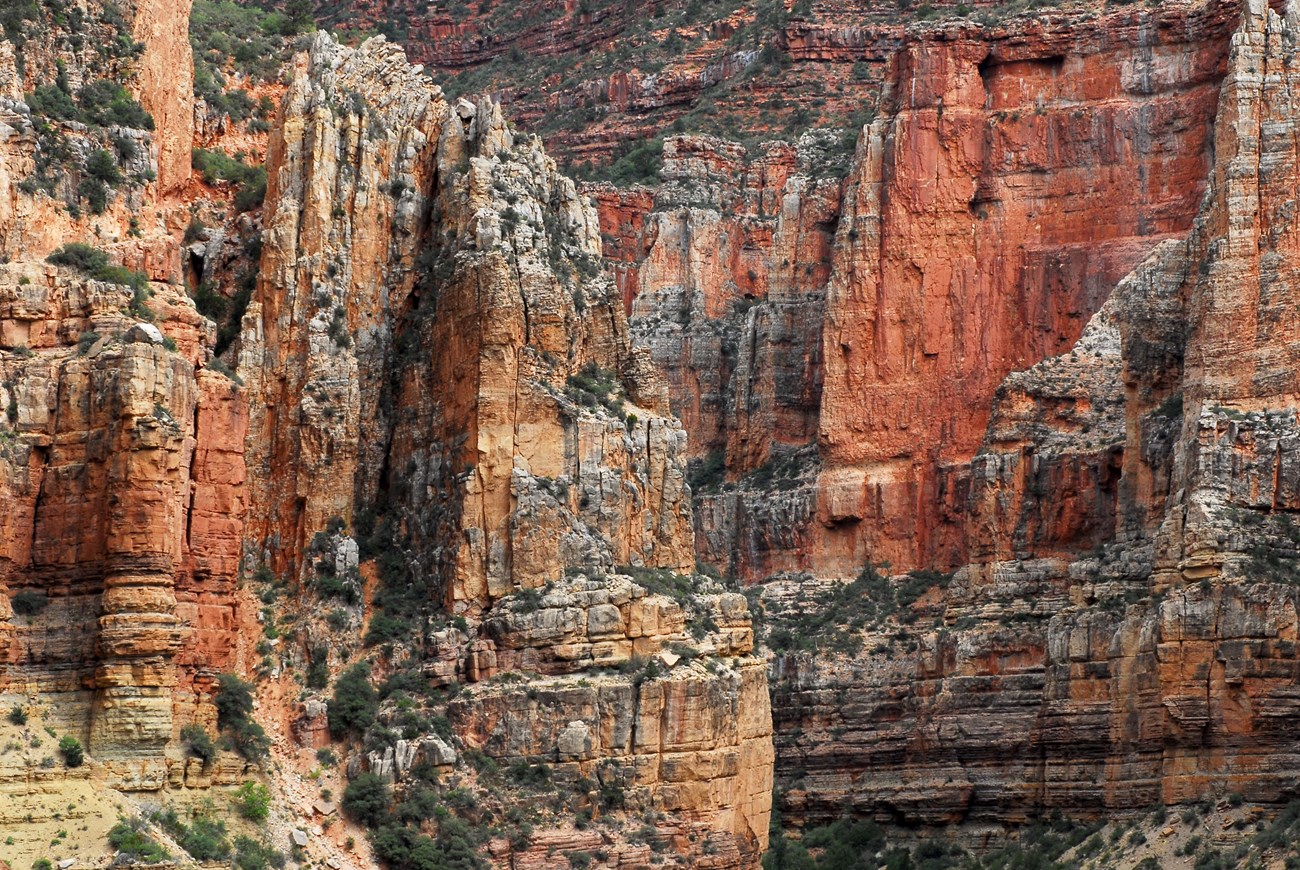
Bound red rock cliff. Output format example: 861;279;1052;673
607;0;1236;582
762;0;1300;831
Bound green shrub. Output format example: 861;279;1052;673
564;361;624;416
317;569;360;603
11;589;48;616
184;214;207;245
215;673;255;729
235;781;272;822
370;818;487;870
156;807;232;861
86;148;122;184
328;663;378;738
7;705;26;726
182;816;230;860
688;447;726;492
107;820;169;862
214;673;269;761
600;137;664;186
58;735;83;767
507;760;552;788
46;246;150;309
26;84;78;121
78;177;110;214
232;835;285;870
47;242;110;274
77;330;101;355
193;148;266;211
231;719;270;761
77;80;154;129
192;281;228;319
341;772;390;827
180;723;216;763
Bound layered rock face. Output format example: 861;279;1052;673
594;135;838;579
1;6;772;865
0;266;246;789
766;0;1300;830
10;0;1300;863
0;0;254;805
817;0;1234;575
452;573;773;868
242;33;771;867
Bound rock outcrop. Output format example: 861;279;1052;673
127;0;196;194
9;0;1300;865
240;33;771;868
608;0;1237;583
244;34;695;606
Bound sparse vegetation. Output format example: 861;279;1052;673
214;673;270;761
107;819;169;863
234;781;272;822
766;565;954;654
180;723;217;763
565;361;624;417
11;589;48;616
190;0;296;129
688;447;727;492
193;148;267;211
57;735;83;767
28;78;153;130
328;663;379;738
46;245;152;319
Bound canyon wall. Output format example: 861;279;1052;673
242;31;696;607
1;7;772;868
7;0;1300;865
763;0;1300;830
608;0;1237;582
0;0;249;801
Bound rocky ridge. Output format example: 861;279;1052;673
5;0;1300;868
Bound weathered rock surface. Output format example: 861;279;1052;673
9;0;1300;864
610;0;1237;584
0;265;246;790
238;32;771;868
243;33;695;608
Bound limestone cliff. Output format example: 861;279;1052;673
0;7;771;870
10;0;1300;866
0;0;252;811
